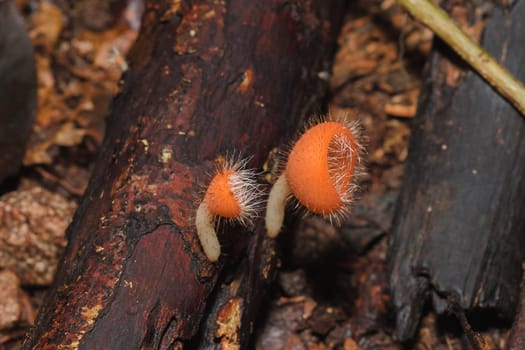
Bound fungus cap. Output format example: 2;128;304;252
204;170;242;218
285;121;358;215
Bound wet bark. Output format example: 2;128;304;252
389;0;525;341
22;0;346;348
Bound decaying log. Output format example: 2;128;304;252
389;0;525;340
23;0;346;348
0;0;36;183
194;226;279;349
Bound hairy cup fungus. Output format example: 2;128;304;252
265;116;364;238
196;157;262;262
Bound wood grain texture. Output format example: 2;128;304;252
23;0;346;348
389;0;525;341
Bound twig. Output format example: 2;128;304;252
397;0;525;117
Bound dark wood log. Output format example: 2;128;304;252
0;0;36;184
23;0;346;348
194;226;279;349
388;0;525;341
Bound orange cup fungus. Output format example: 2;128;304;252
196;157;262;262
265;117;364;238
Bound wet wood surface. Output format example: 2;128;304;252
22;0;346;348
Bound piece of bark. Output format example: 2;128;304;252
389;0;525;341
194;226;279;349
23;0;346;348
0;0;37;183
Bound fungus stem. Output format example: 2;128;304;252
265;173;291;238
195;202;221;262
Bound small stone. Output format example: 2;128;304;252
0;184;77;285
0;270;23;330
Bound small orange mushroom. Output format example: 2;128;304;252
196;157;262;261
265;116;364;238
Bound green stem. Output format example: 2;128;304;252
398;0;525;117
